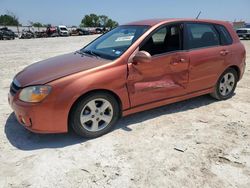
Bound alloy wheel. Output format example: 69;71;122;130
80;98;113;132
219;72;235;96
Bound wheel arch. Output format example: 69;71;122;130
227;65;241;80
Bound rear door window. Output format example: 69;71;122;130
186;23;220;49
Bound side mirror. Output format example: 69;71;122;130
132;51;152;64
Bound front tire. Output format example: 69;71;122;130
211;68;238;100
69;92;120;138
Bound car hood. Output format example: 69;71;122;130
237;28;250;30
15;52;110;87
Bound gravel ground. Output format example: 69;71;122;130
0;36;250;188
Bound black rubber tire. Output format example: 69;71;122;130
69;92;120;138
210;68;238;100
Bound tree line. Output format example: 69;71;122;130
80;14;118;28
0;12;19;26
0;12;119;28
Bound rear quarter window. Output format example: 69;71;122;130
215;25;233;45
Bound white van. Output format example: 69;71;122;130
57;25;69;36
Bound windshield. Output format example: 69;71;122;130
60;27;67;31
81;25;149;60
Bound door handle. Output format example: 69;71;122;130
180;58;186;63
171;58;186;65
220;50;229;56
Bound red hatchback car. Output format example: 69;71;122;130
9;19;246;138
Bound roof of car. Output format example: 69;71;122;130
124;18;231;26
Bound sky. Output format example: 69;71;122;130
0;0;250;26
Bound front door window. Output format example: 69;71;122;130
140;24;183;56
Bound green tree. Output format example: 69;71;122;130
81;14;118;28
91;14;100;27
32;22;43;27
106;19;118;28
0;13;19;26
99;15;109;27
43;24;52;28
81;14;100;27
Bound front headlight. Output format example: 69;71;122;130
19;85;52;103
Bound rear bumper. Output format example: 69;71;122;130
8;93;68;134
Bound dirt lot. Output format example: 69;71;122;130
0;36;249;188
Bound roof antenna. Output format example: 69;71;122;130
196;11;202;19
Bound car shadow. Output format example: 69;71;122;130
5;95;217;151
4;114;86;150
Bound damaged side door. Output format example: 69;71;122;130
127;23;190;107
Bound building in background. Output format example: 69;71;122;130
233;21;246;29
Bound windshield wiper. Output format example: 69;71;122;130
81;50;101;58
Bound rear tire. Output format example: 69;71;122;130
210;68;238;100
69;92;120;138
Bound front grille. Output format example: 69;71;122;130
237;30;247;34
10;81;21;96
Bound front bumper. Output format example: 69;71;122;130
237;33;250;38
8;92;68;134
60;32;69;36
